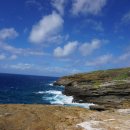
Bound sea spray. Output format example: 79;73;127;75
36;86;94;109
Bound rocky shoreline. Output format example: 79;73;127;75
1;67;130;130
0;104;130;130
54;67;130;110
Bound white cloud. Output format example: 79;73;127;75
51;0;66;15
118;52;130;62
0;28;18;41
79;39;102;56
0;54;6;60
38;66;80;76
2;63;80;76
85;19;104;31
9;63;33;70
54;41;78;58
71;0;107;16
86;54;112;66
121;11;130;24
9;55;17;60
47;35;62;44
0;26;46;58
0;42;46;56
115;46;130;63
29;12;64;44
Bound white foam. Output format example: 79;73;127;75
67;102;94;109
48;83;53;86
39;90;94;108
35;84;94;108
35;90;62;95
45;90;62;95
48;81;57;86
42;90;73;105
35;91;45;94
51;95;73;105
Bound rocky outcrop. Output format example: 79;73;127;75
55;67;130;109
1;105;130;130
0;105;87;130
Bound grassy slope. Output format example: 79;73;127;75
62;67;130;83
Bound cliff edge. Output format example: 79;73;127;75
55;67;130;109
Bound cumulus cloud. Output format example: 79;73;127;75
71;0;107;16
29;12;64;44
79;39;102;56
54;41;78;58
0;27;46;59
0;54;6;60
0;28;18;41
51;0;66;15
86;54;112;66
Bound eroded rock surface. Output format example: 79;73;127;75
55;67;130;109
0;105;130;130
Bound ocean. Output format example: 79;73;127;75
0;73;93;108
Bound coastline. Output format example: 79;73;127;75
0;104;130;130
55;67;130;110
1;67;130;129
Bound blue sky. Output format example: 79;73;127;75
0;0;130;76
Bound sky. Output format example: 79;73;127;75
0;0;130;76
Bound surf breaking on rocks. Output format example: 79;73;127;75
35;83;94;108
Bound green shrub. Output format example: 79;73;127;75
113;73;129;80
94;81;101;88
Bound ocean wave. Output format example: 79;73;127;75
49;83;54;86
44;90;62;95
47;80;57;86
42;90;73;105
35;91;45;94
35;90;62;95
35;90;94;109
48;81;65;88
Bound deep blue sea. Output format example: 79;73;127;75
0;73;93;108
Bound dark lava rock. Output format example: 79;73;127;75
89;105;107;111
55;67;130;109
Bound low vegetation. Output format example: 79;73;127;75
63;67;130;83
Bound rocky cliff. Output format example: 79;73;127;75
55;67;130;109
